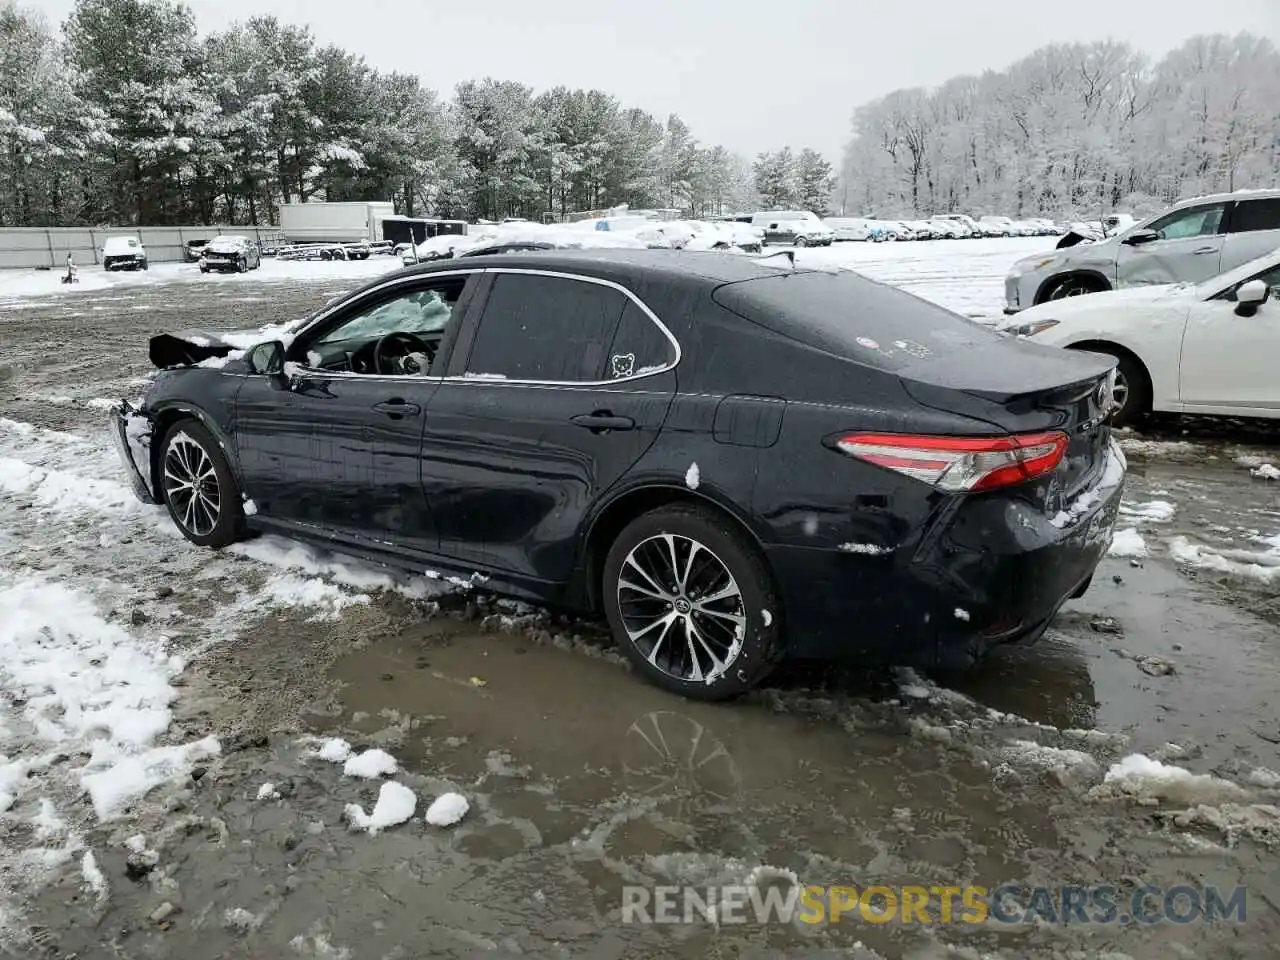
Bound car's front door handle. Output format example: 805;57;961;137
1192;246;1217;254
372;398;421;419
571;411;636;433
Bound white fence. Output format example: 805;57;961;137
0;225;282;269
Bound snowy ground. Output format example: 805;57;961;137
1;241;1279;959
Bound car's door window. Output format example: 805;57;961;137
463;274;628;382
1147;204;1226;241
314;282;463;346
1228;199;1280;234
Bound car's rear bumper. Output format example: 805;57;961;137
111;401;157;505
766;438;1126;668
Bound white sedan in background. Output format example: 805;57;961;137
997;249;1280;426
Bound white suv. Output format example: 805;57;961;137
1004;189;1280;314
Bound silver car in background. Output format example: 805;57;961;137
1004;189;1280;314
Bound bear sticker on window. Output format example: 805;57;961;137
611;353;636;378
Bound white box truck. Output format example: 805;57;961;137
277;201;394;244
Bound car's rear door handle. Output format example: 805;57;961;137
372;398;421;418
571;411;635;432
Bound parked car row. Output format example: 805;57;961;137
398;218;769;266
823;215;1065;242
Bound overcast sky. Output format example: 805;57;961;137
32;0;1280;162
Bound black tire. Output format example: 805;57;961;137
602;504;782;701
794;236;808;248
1044;274;1108;302
237;256;248;273
199;264;209;273
1073;346;1151;428
158;419;247;549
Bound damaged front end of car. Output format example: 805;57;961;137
111;399;158;504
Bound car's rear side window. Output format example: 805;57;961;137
1228;198;1280;234
604;301;676;378
465;273;628;382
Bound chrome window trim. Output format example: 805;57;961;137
274;265;682;388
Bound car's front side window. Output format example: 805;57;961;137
315;286;459;346
463;273;629;382
1147;204;1226;241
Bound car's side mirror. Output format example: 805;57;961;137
1234;279;1269;317
245;340;290;388
1122;229;1159;246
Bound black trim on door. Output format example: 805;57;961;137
443;272;494;378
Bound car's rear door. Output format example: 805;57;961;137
419;268;679;584
1218;197;1280;273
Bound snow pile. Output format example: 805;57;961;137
256;782;281;801
1117;437;1202;458
1168;536;1280;583
685;462;700;490
1000;740;1100;787
0;456;140;517
344;781;416;835
230;535;447;613
425;792;469;826
1251;463;1280;480
80;851;108;901
312;737;352;763
1118;499;1175;523
343;749;399;779
1091;754;1249;805
1158;803;1280;848
0;575;218;820
1107;527;1148;558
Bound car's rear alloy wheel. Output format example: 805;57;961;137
160;419;246;548
604;505;781;701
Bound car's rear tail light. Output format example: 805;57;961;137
833;431;1068;492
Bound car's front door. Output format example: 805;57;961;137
232;272;481;552
1219;197;1280;274
1116;202;1228;287
1178;262;1280;412
419;269;679;584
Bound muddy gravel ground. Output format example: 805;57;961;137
3;264;1280;960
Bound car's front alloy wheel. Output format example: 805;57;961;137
160;419;246;548
603;505;781;700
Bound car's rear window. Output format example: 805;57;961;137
711;269;999;371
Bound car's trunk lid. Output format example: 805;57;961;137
900;339;1116;499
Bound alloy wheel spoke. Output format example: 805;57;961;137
619;578;670;602
646;615;679;667
678;540;701;595
687;619;726;676
661;534;681;590
624;554;669;598
625;610;678;643
683;619;704;682
694;581;740;606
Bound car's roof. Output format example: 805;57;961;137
399;248;802;284
1171;188;1280;208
